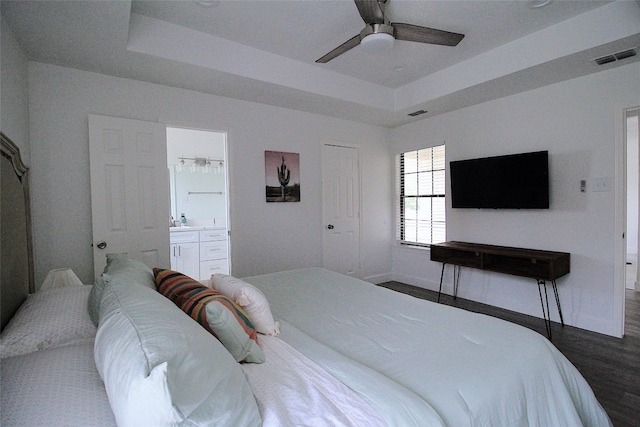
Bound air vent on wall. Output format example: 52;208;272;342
408;109;428;117
593;48;637;66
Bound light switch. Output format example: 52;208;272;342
591;177;611;192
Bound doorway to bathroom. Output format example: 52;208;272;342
166;127;230;280
626;109;640;294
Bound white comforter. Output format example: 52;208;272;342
244;267;613;427
242;335;387;427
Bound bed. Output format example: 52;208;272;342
0;134;612;427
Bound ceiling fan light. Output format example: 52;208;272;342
527;0;553;9
361;32;395;54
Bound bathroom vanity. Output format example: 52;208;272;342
170;225;229;280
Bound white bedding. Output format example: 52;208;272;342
0;285;96;358
244;267;613;427
0;277;403;427
1;341;116;427
0;267;613;427
242;334;387;427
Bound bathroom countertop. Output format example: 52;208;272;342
169;225;225;232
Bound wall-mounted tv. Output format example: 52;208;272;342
450;150;549;209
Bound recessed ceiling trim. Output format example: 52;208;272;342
395;1;640;112
127;13;395;111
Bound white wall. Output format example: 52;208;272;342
27;63;393;286
391;62;640;337
0;16;29;160
16;35;638;337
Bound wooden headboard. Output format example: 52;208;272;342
1;132;35;331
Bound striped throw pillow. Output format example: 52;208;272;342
154;268;264;363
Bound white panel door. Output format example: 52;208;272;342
322;144;360;277
89;114;170;276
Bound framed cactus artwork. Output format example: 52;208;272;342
265;150;300;202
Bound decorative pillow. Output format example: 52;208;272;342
154;268;265;364
209;273;280;336
94;281;261;427
88;275;109;326
102;253;156;289
1;286;96;358
88;254;156;326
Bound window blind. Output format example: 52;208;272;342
396;145;446;246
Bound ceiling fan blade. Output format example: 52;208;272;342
316;35;361;63
354;0;386;24
393;22;464;46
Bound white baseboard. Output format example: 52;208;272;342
389;272;440;292
362;272;393;284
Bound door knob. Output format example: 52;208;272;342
327;224;334;230
96;241;107;250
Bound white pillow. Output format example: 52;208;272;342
209;274;280;336
1;342;116;426
94;281;261;427
102;253;156;289
0;286;96;358
88;254;157;326
95;308;180;426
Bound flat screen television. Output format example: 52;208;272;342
450;150;549;209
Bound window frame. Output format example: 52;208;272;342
396;145;446;248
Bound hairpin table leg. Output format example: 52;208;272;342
438;263;461;302
551;279;564;327
537;279;552;340
438;264;446;303
453;265;461;300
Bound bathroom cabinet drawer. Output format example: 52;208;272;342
199;229;227;242
200;240;228;261
200;259;229;278
170;230;199;244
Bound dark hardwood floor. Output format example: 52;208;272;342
378;281;640;427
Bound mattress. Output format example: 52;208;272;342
244;267;612;427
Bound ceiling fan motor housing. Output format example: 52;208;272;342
315;0;464;63
360;24;395;53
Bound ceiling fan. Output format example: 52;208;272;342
316;0;465;63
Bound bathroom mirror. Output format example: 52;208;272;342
167;128;228;228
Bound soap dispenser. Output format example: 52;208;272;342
180;213;187;227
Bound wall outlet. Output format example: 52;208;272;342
591;177;611;192
580;180;586;192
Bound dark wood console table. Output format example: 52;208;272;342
430;241;570;339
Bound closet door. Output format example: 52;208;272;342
89;114;170;276
322;143;361;278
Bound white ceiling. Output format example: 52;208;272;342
3;0;640;127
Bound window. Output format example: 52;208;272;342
396;145;446;246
